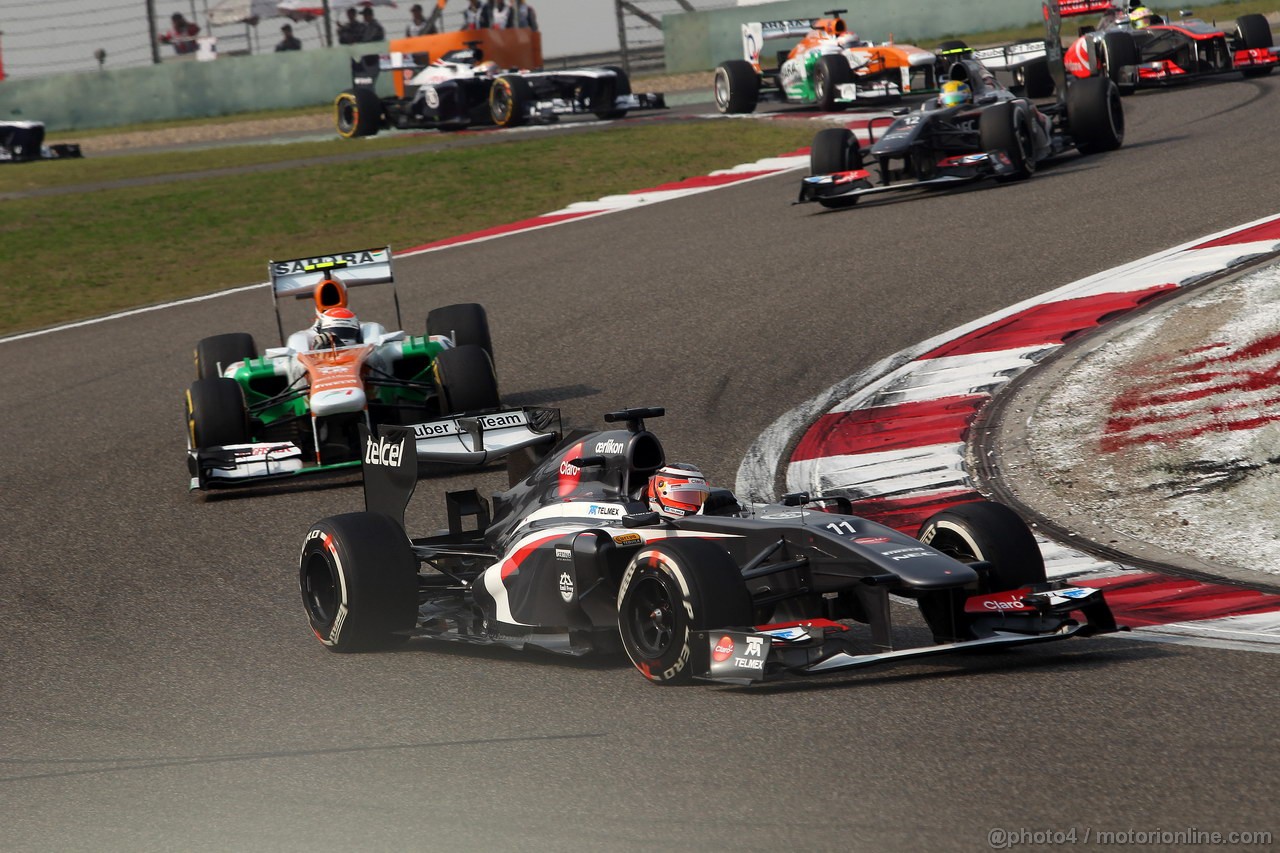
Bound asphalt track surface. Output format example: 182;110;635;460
4;80;1279;851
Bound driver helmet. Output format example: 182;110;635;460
313;306;362;349
474;60;500;77
1129;6;1155;28
837;31;862;49
647;463;710;519
938;80;972;108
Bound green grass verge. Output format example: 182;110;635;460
0;121;815;337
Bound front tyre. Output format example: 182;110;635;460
809;127;864;209
918;500;1045;592
299;512;418;652
1068;76;1124;155
814;54;853;111
979;101;1035;181
617;539;752;685
1098;32;1138;95
186;378;249;449
334;88;383;138
1237;14;1276;77
594;65;632;119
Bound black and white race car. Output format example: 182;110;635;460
797;2;1124;209
335;45;665;136
298;407;1121;686
0;121;82;163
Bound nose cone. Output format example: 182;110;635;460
311;386;367;417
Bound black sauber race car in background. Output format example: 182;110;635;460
797;1;1123;209
298;407;1121;686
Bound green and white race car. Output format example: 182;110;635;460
184;247;499;491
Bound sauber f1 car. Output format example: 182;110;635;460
298;407;1121;686
335;27;664;135
714;11;941;114
1004;1;1277;94
798;3;1123;209
185;247;499;491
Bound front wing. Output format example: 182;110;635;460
691;585;1121;684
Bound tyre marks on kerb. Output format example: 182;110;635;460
738;214;1280;652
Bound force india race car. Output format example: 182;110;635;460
185;247;499;491
335;27;664;135
798;2;1123;209
1017;0;1277;94
298;407;1121;686
714;11;943;114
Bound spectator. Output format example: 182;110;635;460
275;23;302;52
359;6;386;42
406;4;436;37
487;0;513;30
517;1;537;31
159;12;200;55
336;8;361;45
462;0;483;30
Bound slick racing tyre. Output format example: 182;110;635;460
1237;14;1275;77
194;332;256;381
1098;31;1138;95
617;539;752;685
814;54;853;111
979;102;1035;181
809;127;864;208
334;88;383;138
299;512;418;652
490;75;534;128
186;378;249;449
594;65;631;120
713;60;760;114
432;344;499;414
918;501;1046;593
1068;76;1124;155
427;303;493;361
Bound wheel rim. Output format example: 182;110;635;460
626;575;675;657
714;71;730;108
814;68;827;103
302;550;339;627
492;83;512;123
925;527;984;563
336;96;356;134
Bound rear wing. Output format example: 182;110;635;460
739;19;819;65
1057;0;1117;16
267;246;400;345
972;41;1048;70
361;408;561;529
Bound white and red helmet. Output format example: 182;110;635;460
313;306;362;348
647;463;710;518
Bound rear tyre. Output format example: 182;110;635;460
617;539;752;685
334;88;383;138
432;344;499;414
713;60;760;114
814;54;853;111
1237;14;1275;77
489;75;534;127
1068;76;1124;154
195;332;256;381
918;500;1046;593
594;65;631;119
1098;31;1138;95
979;101;1035;181
299;512;418;652
427;303;493;361
809;127;864;209
186;378;249;449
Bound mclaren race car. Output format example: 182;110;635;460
714;11;941;114
1001;1;1277;94
796;56;1123;208
335;27;664;135
184;247;499;491
298;407;1120;686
